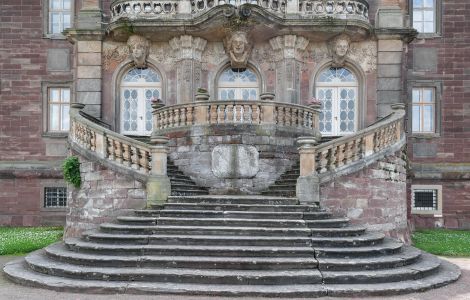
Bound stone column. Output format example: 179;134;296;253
296;136;320;205
147;136;171;207
269;35;309;104
169;35;207;103
376;7;405;118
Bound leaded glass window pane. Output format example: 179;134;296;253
218;68;259;100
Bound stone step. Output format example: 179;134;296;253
266;184;297;190
310;226;367;237
65;239;316;257
156;203;318;212
45;243;318;270
171;190;209;196
321;253;441;284
26;251;323;285
134;210;331;220
273;179;297;185
170;184;207;191
99;223;313;237
167;195;299;205
84;231;313;247
305;218;350;228
261;190;296;197
155;217;309;228
310;232;385;247
170;178;201;185
3;257;460;297
317;246;422;271
116;216;157;225
314;239;404;258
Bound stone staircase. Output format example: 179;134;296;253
261;161;299;197
4;195;459;297
167;159;208;196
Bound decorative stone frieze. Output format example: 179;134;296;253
169;35;208;103
328;33;351;67
127;35;150;68
223;31;252;69
269;35;309;104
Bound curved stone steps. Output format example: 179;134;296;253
154;216;311;228
25;251;323;285
321;253;441;284
317;246;422;271
135;210;330;220
167;195;299;205
64;238;316;257
310;232;385;247
83;231;313;247
314;239;404;258
156;203;319;212
45;243;319;270
4;257;460;297
310;225;367;237
117;216;157;225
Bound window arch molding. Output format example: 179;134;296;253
212;61;265;101
310;59;366;135
112;59;167;134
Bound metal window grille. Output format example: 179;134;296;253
44;187;67;208
412;189;437;211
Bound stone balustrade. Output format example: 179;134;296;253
110;0;368;20
69;105;168;178
153;99;319;133
299;104;405;177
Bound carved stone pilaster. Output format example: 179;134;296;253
169;35;207;103
269;35;309;104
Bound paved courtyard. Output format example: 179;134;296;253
1;255;469;300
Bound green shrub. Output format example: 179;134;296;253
62;156;81;188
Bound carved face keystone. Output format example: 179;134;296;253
127;35;150;68
335;39;349;57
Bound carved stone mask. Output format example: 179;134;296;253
328;34;351;67
225;31;251;69
127;35;150;68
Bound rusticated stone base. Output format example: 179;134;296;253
65;155;146;238
320;151;410;243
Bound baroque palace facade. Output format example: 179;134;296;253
0;0;469;232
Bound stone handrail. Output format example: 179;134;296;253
69;105;168;178
298;104;405;178
152;99;319;133
110;0;368;20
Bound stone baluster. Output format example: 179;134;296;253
251;104;260;124
318;149;330;174
139;148;149;173
186;106;194;125
121;143;131;166
235;105;242;122
210;104;218;124
336;144;346;168
218;104;226;124
107;137;115;161
114;140;123;163
180;107;187;126
131;145;140;170
243;105;251;123
226;104;234;123
345;141;355;164
296;136;320;205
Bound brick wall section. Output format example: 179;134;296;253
407;1;470;229
320;151;410;243
65;155;147;238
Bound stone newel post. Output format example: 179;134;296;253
147;135;171;207
296;136;320;205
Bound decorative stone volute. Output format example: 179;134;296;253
169;35;207;61
328;34;351;67
269;35;309;61
224;31;252;69
127;35;150;68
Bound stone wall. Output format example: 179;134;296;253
65;155;146;238
407;0;470;229
166;125;310;194
320;150;410;243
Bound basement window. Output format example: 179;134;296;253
44;187;67;208
411;185;442;215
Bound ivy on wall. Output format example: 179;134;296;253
62;156;81;188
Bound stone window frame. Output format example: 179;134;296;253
407;80;442;138
213;63;264;101
42;0;75;39
40;180;68;213
42;81;73;138
310;61;366;136
409;0;442;38
411;184;442;216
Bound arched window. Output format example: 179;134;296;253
120;68;161;135
315;67;358;136
218;68;259;100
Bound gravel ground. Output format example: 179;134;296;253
1;255;469;300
